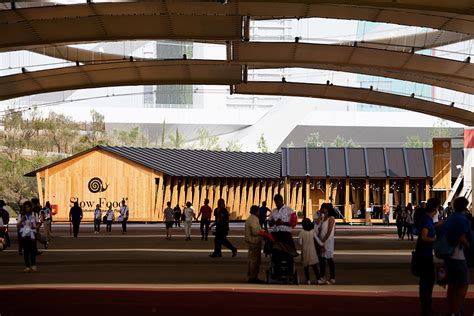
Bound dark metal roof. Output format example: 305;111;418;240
282;147;464;178
26;146;281;179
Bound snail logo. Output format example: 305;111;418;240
88;177;109;193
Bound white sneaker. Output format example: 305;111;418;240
305;280;311;285
317;278;327;285
328;279;336;285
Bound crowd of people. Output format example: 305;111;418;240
411;197;473;316
2;192;472;316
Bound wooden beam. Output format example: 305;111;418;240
284;177;290;205
200;178;208;210
344;177;351;223
208;178;215;209
214;178;221;207
186;177;193;205
156;175;164;221
290;180;297;209
178;177;186;208
305;176;311;219
36;173;44;207
325;177;330;202
221;178;228;204
405;178;410;206
170;177;179;207
296;181;303;213
233;179;241;219
385;177;390;221
44;169;49;206
267;181;274;209
150;172;157;220
163;176;172;215
253;180;261;208
260;180;267;207
227;179;235;219
425;178;431;200
240;179;248;219
365;178;371;224
192;178;200;211
246;179;254;215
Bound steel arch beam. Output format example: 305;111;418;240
1;1;473;52
233;82;474;126
233;42;474;94
0;60;244;101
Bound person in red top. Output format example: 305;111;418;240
198;199;213;241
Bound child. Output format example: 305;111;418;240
106;206;114;232
299;218;324;285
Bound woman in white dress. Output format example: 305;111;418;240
318;204;336;284
299;218;323;285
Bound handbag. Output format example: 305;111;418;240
411;251;421;277
433;234;455;259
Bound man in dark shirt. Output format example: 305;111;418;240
198;199;212;241
258;201;270;228
69;201;83;238
209;199;237;258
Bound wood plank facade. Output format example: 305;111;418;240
29;146;464;223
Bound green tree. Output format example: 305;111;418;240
305;132;323;148
110;127;149;147
286;141;295;148
330;135;359;148
431;119;450;138
257;133;269;153
167;128;186;149
196;128;221;150
404;135;426;148
225;140;242;152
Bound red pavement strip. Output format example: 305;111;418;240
2;287;473;316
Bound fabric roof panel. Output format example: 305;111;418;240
327;148;347;177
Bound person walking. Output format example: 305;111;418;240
69;201;83;238
209;199;237;258
119;200;129;234
93;204;102;234
183;202;196;241
440;197;471;316
258;201;270;229
42;201;52;243
384;204;390;226
318;204;336;285
0;200;10;249
415;198;439;316
395;205;404;240
299;218;323;285
405;204;414;241
245;205;263;284
163;202;174;240
173;204;182;227
17;201;39;273
106;206;114;232
197;199;212;241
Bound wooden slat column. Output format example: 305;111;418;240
156;175;164;221
266;181;274;208
296;181;303;214
186;178;193;205
365;178;371;225
325;177;330;202
192;178;200;211
200;179;208;210
344;177;351;223
425;178;431;200
284;177;290;205
260;180;267;206
170;177;179;207
163;177;172;215
290;181;297;209
227;179;235;218
178;178;186;208
208;179;215;209
405;178;410;206
253;180;261;208
240;179;248;219
214;179;221;205
233;179;241;219
246;179;254;216
385;177;390;222
36;173;44;207
305;176;311;219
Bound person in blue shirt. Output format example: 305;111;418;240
439;197;471;315
415;197;440;316
258;201;270;229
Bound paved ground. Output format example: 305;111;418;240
2;223;473;315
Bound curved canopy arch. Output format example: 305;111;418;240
233;82;474;126
0;60;244;101
233;42;474;94
23;42;474;94
0;60;472;126
1;1;473;51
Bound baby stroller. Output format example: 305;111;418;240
262;232;299;285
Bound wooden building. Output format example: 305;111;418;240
26;146;463;223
